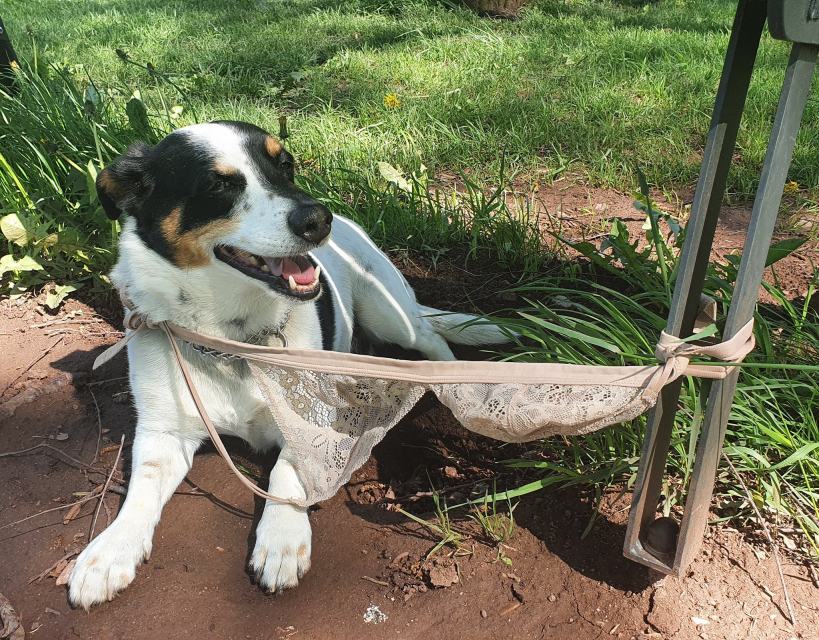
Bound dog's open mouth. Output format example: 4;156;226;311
214;245;321;300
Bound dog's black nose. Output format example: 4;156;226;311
288;204;332;243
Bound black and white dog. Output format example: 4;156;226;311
68;121;507;609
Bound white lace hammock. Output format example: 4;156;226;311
94;305;755;508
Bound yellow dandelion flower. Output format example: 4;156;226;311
383;93;401;109
783;180;800;194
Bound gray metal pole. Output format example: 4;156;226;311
623;0;767;574
675;41;818;572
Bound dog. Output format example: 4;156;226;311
68;121;508;609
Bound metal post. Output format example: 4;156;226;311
675;41;818;572
624;0;767;574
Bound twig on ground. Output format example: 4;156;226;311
1;486;102;530
89;434;125;541
499;602;521;616
28;549;80;584
30;316;104;329
0;336;63;398
361;576;389;587
0;442;92;470
88;387;103;464
723;454;797;626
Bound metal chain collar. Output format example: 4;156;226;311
188;319;289;361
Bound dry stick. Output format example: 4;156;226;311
0;487;102;530
88;434;125;542
30;316;104;329
28;549;79;584
361;576;389;587
723;454;797;625
0;442;92;470
87;386;104;464
0;336;63;398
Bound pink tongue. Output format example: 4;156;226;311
280;257;315;285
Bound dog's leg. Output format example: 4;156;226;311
68;429;200;609
249;456;312;592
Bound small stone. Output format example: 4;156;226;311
548;594;557;602
480;609;488;619
428;563;458;588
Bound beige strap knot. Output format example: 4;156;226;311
655;318;755;363
124;308;146;330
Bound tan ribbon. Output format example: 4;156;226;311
93;308;756;507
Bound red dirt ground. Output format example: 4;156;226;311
1;189;817;639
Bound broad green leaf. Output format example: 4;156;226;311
44;284;78;310
765;237;806;267
86;160;99;205
41;233;59;249
0;213;28;246
768;443;819;471
377;162;411;192
0;254;43;276
517;312;620;352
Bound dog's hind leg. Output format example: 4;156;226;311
68;429;201;609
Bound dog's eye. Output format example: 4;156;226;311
209;175;234;193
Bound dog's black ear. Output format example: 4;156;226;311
96;142;154;220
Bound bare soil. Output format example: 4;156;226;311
1;190;817;640
434;175;818;304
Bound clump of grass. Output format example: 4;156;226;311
397;491;468;558
302;160;548;274
1;58;547;304
469;489;517;565
486;188;819;558
0;55;144;303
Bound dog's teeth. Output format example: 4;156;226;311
260;263;270;273
314;266;321;282
288;275;297;290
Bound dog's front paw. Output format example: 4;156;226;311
250;505;312;593
68;524;151;610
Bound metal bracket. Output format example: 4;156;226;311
769;0;819;44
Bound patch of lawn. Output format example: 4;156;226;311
4;0;818;194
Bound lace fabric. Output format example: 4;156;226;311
93;309;756;507
251;364;425;503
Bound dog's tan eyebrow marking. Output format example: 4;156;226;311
264;135;282;157
213;162;239;176
97;168;124;197
161;206;238;268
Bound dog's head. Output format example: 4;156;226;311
98;121;331;301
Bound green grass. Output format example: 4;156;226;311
3;0;819;194
482;193;819;558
